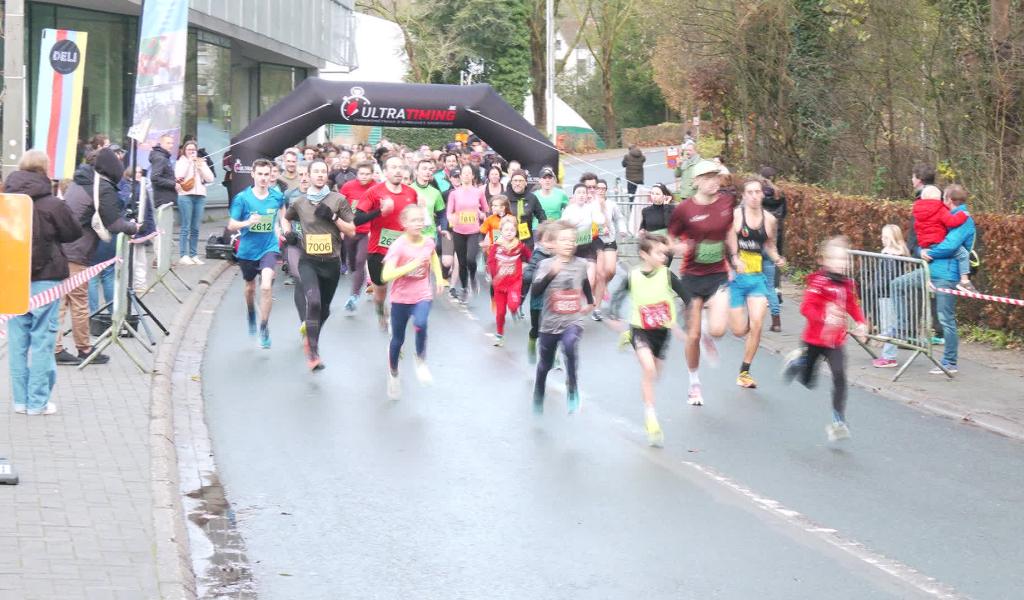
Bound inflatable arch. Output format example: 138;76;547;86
228;79;559;198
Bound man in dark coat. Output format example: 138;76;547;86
148;134;178;208
621;145;646;200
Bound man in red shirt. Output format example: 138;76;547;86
667;160;739;407
354;155;419;330
340;161;377;313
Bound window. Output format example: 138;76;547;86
259;63;307;115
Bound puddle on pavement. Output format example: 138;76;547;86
185;473;258;599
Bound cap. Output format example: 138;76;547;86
109;144;123;153
692;159;723;178
540;166;555;178
448;167;461;178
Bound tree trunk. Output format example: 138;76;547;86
601;69;618;147
528;6;547;129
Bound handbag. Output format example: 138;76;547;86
92;175;112;242
180;160;196;192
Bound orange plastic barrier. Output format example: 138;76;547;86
0;193;33;314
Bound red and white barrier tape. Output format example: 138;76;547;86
0;257;122;335
130;229;161;244
929;283;1024;306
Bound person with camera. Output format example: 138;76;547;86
175;140;215;265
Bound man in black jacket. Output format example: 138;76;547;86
56;148;140;365
149;134;178;208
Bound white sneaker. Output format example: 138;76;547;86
191;256;205;265
387;369;401;400
414;358;433;385
13;405;27;414
177;256;195;266
42;402;58;415
687;384;704;406
827;421;851;442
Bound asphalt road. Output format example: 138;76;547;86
203;272;1024;599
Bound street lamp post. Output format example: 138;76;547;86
545;0;555;142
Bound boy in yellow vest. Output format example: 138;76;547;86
621;233;689;446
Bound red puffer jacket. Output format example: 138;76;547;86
800;270;866;348
912;198;967;248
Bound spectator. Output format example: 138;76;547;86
175;140;215;265
149;134;178;208
760;166;786;331
674;141;700;199
56;148;140;366
622;145;646;200
906;162;944;343
6;150;83;415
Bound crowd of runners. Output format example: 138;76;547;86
221;137;976;448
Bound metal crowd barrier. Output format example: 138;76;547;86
846;249;952;380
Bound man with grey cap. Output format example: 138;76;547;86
667;159;738;407
674;141;701;199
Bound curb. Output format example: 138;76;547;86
149;260;233;600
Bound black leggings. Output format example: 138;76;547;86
535;324;583;398
800;343;847;420
452;232;481;291
298;257;341;357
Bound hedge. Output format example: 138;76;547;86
777;181;1024;336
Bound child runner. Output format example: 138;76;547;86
622;233;688;446
667;160;737;406
339;161;377;314
523;222;554;364
487;215;532;347
480;194;510;249
783;236;869;441
381;205;448;399
531;221;596;415
227;158;285;349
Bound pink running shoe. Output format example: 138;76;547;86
872;358;897;368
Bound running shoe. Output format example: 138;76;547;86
344;295;358;314
872;358;897;368
299;321;307;337
781;348;806;384
414;358;433;385
307;356;325;372
736;371;757;388
259;325;271;349
339;263;349;275
78;349;109;365
283;278;294;286
532;392;544;415
178;256;195;266
930;336;945;346
929;361;958;375
956;281;979;294
448;287;459;301
644;411;664;447
567;390;581;415
27;402;58;416
590;310;603;322
13;404;27;415
493;334;504;347
387;368;401;400
247;312;257;337
826;420;851;442
527;338;537;364
55;349;82;365
687;384;704;406
191;256;205;265
700;333;720;367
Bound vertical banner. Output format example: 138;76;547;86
32;29;88;180
131;0;189;166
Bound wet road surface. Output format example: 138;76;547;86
203;274;1024;599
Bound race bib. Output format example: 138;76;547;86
695;240;724;264
549;289;582;314
305;234;333;255
378;228;402;248
459;211;477;225
739;249;763;273
518;222;530;240
497;261;516;278
638;301;672;329
249;214;274;233
575;227;593;245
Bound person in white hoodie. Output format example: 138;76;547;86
174;139;215;264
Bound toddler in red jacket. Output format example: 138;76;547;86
783;236;869;442
913;185;976;293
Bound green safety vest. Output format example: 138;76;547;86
629;266;677;330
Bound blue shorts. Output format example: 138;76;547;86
729;273;769;308
238;252;280;282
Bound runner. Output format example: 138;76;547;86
782;236;868;441
339;161;377;313
667;160;737;406
227;158;286;349
523;222;554;364
505;169;548;249
381;205;448;399
533;166;569;221
728;179;785;388
620;233;689;446
562;183;604;269
354;155;420;330
445;164;488;302
281;159;356;370
487;215;532;346
531;221;596;415
411;159;446;243
592;178;625;321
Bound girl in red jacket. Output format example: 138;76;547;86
783;236;869;441
487;215;532;346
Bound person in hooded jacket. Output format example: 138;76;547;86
622;145;646;200
56;148;140;366
5;150;83;415
148;134;178;208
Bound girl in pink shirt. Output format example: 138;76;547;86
382;205;448;398
445;164;488;301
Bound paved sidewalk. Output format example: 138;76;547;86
759;280;1024;440
0;225;226;599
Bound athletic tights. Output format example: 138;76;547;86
799;343;848;420
493;288;518;336
345;233;369;297
535;324;583;398
298;257;341;357
451;232;481;291
389;300;431;372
